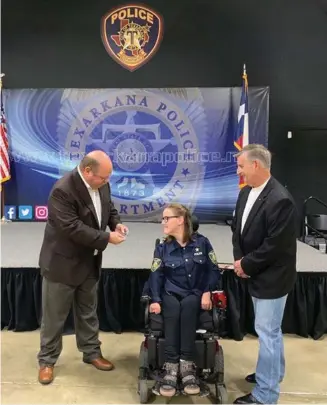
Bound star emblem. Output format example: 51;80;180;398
182;168;190;176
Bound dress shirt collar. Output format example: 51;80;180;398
252;176;270;192
77;164;93;191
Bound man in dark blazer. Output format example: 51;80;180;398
37;150;128;385
231;144;297;404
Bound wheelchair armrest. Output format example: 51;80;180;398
140;295;151;330
141;294;151;304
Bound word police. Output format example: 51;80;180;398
110;7;154;25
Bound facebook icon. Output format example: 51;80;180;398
4;206;17;220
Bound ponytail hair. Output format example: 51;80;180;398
165;203;193;244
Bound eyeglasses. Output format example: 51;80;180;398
162;216;180;223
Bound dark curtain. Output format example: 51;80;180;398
1;268;327;340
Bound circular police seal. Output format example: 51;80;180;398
109;132;153;173
57;88;207;221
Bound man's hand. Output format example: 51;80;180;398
108;231;126;245
115;223;129;236
201;292;212;310
149;303;161;314
234;259;249;278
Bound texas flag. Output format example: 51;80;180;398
234;65;249;188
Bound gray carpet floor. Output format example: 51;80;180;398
1;222;327;272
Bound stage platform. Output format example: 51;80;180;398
2;222;327;271
1;222;327;340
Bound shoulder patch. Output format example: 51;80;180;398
208;250;218;265
151;258;162;272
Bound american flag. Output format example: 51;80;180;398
0;77;11;184
234;64;249;188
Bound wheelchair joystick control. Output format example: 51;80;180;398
211;290;227;310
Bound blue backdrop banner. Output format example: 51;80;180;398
3;87;269;222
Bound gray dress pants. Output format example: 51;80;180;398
37;272;101;366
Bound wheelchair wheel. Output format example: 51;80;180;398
214;345;224;384
138;379;149;404
138;342;150;403
215;382;228;404
139;341;148;371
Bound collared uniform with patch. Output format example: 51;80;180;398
148;233;221;303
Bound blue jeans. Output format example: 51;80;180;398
251;295;287;404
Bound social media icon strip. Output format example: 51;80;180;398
4;205;17;220
18;205;33;220
35;206;48;220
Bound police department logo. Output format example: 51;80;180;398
58;88;207;221
101;4;164;71
151;258;162;272
209;250;218;266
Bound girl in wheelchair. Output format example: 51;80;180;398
148;203;221;398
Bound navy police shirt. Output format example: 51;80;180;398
148;233;221;303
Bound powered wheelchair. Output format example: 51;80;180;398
137;217;228;404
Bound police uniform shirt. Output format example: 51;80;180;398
148;233;221;303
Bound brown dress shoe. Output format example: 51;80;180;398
83;357;114;371
38;366;54;385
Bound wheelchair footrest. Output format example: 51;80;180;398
151;380;210;398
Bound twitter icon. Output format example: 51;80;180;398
18;205;33;220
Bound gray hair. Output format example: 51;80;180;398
235;144;272;169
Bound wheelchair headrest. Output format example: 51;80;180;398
191;215;199;232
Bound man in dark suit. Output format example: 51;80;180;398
37;150;128;385
231;144;297;404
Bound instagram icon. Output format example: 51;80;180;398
35;206;48;220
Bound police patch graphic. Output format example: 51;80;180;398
151;258;162;272
101;4;164;71
56;88;207;221
209;250;218;266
